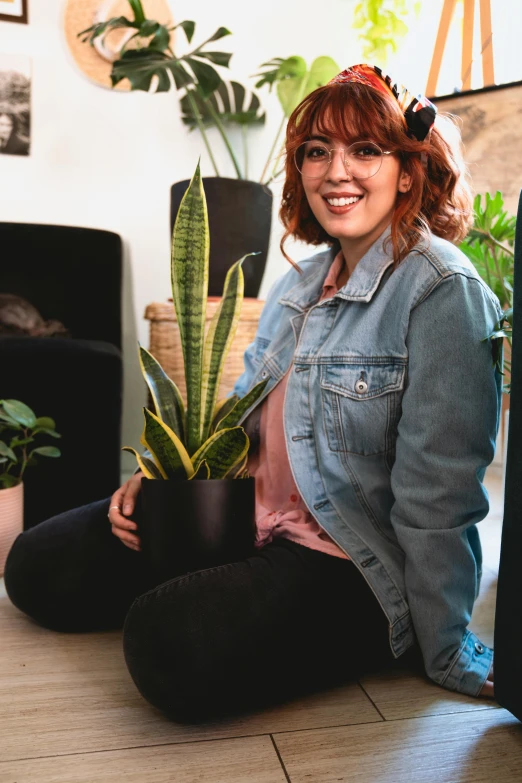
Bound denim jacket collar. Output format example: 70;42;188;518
279;226;394;312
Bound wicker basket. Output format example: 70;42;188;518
145;297;265;403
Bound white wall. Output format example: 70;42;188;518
1;0;519;479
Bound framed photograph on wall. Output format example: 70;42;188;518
0;54;31;156
0;0;28;25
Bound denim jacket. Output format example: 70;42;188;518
232;227;503;697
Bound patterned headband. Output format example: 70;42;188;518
328;64;437;142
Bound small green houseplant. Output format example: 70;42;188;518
459;191;515;392
0;399;61;489
0;399;61;575
123;162;268;580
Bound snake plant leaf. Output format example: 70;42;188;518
216;378;269;431
138;345;185;443
191;426;249;479
171;161;209;455
181;81;265;129
1;400;36;428
201;254;260;442
211;394;239;432
143;409;194;479
122;446;163;479
189;459;210;479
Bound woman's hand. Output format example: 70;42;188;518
479;661;494;698
108;472;144;551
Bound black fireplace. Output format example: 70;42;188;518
0;222;123;528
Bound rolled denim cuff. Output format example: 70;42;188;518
440;630;493;697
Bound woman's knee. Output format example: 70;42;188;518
4;529;49;623
122;573;234;721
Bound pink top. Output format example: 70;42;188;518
248;249;349;560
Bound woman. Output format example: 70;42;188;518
4;65;500;720
0;111;29;156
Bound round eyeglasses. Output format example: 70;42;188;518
294;140;392;180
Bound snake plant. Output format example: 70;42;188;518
124;162;268;479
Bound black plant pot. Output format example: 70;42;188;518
170;177;272;298
138;477;256;583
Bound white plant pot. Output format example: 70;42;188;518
0;481;24;577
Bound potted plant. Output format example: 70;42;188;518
78;2;339;295
0;400;61;575
123;162;268;583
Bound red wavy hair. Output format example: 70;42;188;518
279;82;473;269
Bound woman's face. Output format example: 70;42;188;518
0;114;14;143
301;124;411;261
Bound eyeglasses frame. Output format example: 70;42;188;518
294;140;393;180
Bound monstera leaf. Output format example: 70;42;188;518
181;81;265;129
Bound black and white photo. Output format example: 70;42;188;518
0;54;30;156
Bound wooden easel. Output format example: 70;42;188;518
426;0;494;96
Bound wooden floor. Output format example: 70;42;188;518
1;468;521;782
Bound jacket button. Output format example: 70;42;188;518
355;380;368;393
475;642;485;655
261;371;269;379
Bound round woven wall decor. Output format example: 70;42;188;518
63;0;174;91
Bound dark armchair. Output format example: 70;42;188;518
0;222;123;528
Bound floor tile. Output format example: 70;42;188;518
0;735;287;783
274;707;522;783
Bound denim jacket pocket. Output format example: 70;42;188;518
320;361;406;455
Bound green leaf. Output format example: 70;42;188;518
171;162;210;455
191;426;249;478
194;51;232;68
111;49;178;92
142;408;194;478
1;400;36;428
175;20;195;43
121;446;163;479
302;56;341;96
180;81;265;130
127;0;146;25
30;446;61;458
203;26;232;44
0;474;19;488
77;17;135;45
10;436;33;448
0;411;21;429
216;378;269;431
185;57;222;98
211;394;239;432
32;428;61;439
34;416;56;430
0;441;16;462
200;255;257;442
138;344;186;443
189;459;210;479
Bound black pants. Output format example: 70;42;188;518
4;495;396;722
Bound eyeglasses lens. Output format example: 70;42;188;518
295;141;384;179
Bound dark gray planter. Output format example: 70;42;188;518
170;178;272;297
139;477;256;583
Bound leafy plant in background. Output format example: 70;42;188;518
459;192;515;392
0;400;61;489
353;0;420;64
123;163;268;480
78;0;339;184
